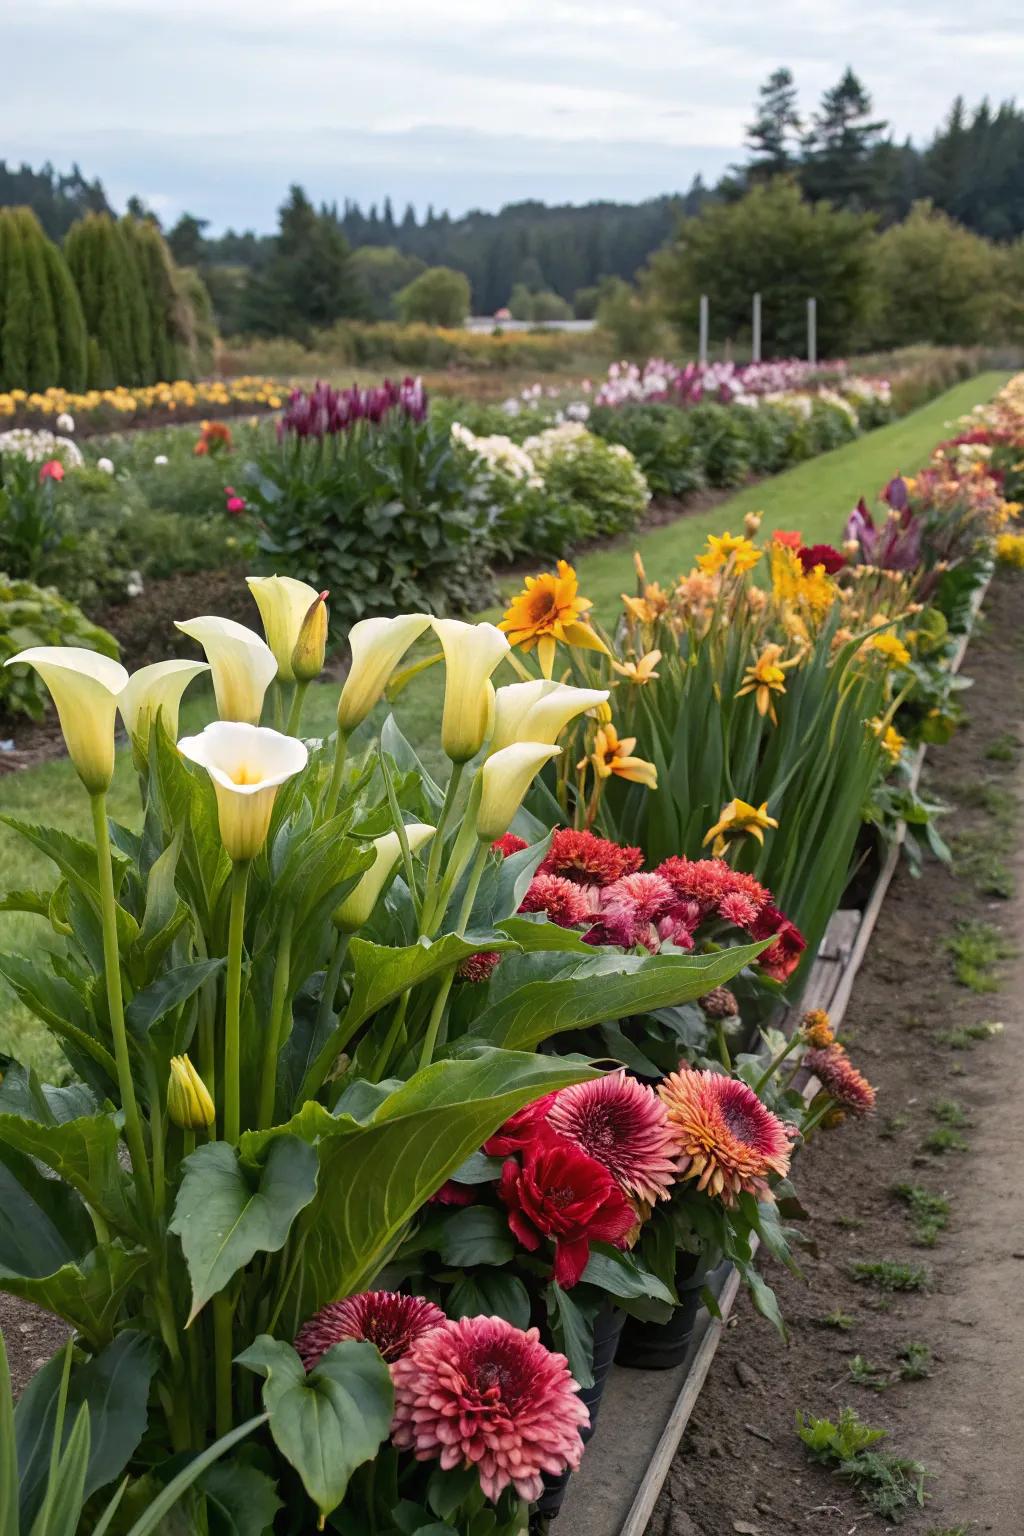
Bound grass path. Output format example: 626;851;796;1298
0;370;1009;1071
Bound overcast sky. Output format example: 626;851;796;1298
5;0;1023;231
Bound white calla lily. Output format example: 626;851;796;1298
333;823;436;932
476;742;561;843
177;721;308;861
336;613;433;734
433;618;510;763
246;575;323;683
175;616;278;725
118;659;210;761
4;646;128;793
490;680;610;753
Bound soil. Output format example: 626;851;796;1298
651;570;1024;1535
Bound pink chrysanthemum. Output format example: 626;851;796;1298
518;872;592;928
390;1315;589;1503
658;1068;792;1205
717;890;761;929
547;1070;681;1203
601;871;675;922
583;904;651;950
294;1291;445;1370
457;950;502;982
655;857;771;919
539;828;644;887
492;833;528;858
803;1045;876;1116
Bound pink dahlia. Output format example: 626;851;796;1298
538;828;643;887
547;1070;681;1203
391;1315;589;1503
498;1136;635;1287
717;890;762;930
294;1290;445;1370
483;1094;557;1158
803;1045;876;1116
658;1068;792;1205
492;833;528;858
655;856;770;920
518;872;592;928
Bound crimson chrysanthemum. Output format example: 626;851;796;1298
717;890;762;929
294;1291;444;1370
658;1067;792;1204
655;856;770;920
539;827;643;887
547;1070;681;1204
457;950;502;982
499;1136;635;1286
492;832;528;858
803;1045;876;1116
483;1094;557;1158
518;872;592;928
798;543;846;575
750;903;806;981
390;1315;589;1503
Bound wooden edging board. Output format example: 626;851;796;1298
554;579;990;1536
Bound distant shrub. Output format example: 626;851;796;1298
0;573;118;719
396;266;471;327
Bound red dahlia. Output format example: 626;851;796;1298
294;1290;444;1370
798;543;846;574
483;1095;557;1158
538;827;643;887
655;856;770;920
498;1136;635;1287
492;833;528;858
457;950;502;982
750;904;806;982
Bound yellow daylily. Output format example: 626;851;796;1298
177;721;308;861
864;631;911;669
702;798;778;858
4;646;128;794
167;1054;215;1131
333;823;436;932
477;743;562;843
584;724;658;789
735;643;799;725
175;616;278;724
118;659;210;762
867;717;906;764
499;560;609;677
612;650;662;685
337;613;433;734
489;680;609;753
433;618;510;763
696;532;762;576
246;575;326;683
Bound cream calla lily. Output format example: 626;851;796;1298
175;616;278;725
337;613;433;734
476;742;562;843
333;823;436;932
247;575;324;683
177;721;308;861
118;659;210;761
4;646;128;793
489;680;610;753
434;618;510;763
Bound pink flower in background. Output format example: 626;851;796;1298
38;459;64;483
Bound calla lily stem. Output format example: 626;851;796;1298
258;909;294;1130
324;730;349;819
224;861;250;1145
418;842;490;1071
285;680;309;737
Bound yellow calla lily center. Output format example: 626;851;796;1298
499;560;609;678
703;798;779;859
4;646;128;794
177;721;308;861
175;616;278;725
333;824;436;932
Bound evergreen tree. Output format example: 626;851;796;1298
118;217;156;382
240;186;362;339
133;218;185;379
801;68;888;207
0;208;84;391
66;212;144;385
42;236;88;391
0;211;32;389
745;68;802;180
167;213;209;268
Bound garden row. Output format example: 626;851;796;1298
1;372;1021;1532
0;347;984;727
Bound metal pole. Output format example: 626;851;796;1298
751;292;762;363
698;294;709;365
807;297;817;365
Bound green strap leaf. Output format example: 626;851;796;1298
125;957;226;1039
0;1112;134;1234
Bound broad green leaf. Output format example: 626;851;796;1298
580;1244;675;1304
0;1112;133;1234
463;943;769;1050
0;1241;148;1348
16;1332;158;1530
169;1138;319;1321
237;1337;393;1517
0;888;52;917
447;1271;531;1330
125;958;226;1039
198;1459;284;1536
431;1207;515;1268
493;914;594;954
0;817;130;907
545;1282;595;1388
0;1063;97;1125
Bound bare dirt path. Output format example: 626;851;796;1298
652;571;1024;1536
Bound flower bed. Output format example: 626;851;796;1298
0;375;287;433
0;374;1021;1532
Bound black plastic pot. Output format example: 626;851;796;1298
615;1251;728;1371
533;1304;625;1522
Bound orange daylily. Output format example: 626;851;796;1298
582;723;658;789
500;560;609;677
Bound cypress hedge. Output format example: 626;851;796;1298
0;207;87;392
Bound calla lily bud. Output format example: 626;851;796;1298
118;659;210;764
4;646;128;794
434;618;510;763
247;575;324;683
175;616;278;725
292;591;330;683
490;680;609;754
476;743;561;843
333;823;436;932
167;1054;215;1131
337;613;433;734
177;721;308;861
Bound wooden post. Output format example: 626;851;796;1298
807;297;817;364
698;294;709;365
751;292;761;363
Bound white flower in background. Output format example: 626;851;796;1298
55;412;75;433
565;400;590;422
451;423;540;484
126;571;145;598
154;454;168;466
97;457;115;474
0;428;84;467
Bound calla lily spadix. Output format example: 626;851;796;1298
246;575;326;683
477;743;561;843
489;680;610;754
177;721;308;861
4;646;128;794
118;659;210;761
175;616;278;725
336;613;433;734
333;824;436;932
433;618;510;764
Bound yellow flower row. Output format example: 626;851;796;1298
0;375;286;421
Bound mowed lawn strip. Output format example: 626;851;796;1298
0;370;1008;1072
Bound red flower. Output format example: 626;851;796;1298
492;832;528;858
547;1070;681;1203
457;950;502;982
772;528;802;549
483;1095;557;1158
803;1045;876;1115
429;1178;477;1206
38;459;64;483
226;494;246;515
294;1290;444;1370
655;856;770;921
798;543;845;575
518;872;592;928
538;827;643;887
391;1315;588;1502
498;1136;635;1287
750;904;806;982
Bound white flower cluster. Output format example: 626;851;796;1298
0;427;84;468
451;422;543;486
522;421;591;466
